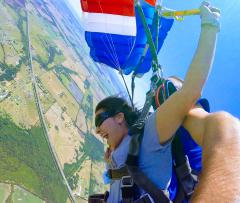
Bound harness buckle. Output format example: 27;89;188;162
121;176;134;201
121;176;134;188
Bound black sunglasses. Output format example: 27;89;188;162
95;111;120;128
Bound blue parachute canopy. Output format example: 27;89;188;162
81;0;174;75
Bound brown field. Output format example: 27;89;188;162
0;65;39;128
0;183;11;203
38;68;79;121
45;102;83;166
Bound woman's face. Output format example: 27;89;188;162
95;109;128;150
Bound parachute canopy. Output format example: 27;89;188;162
81;0;174;75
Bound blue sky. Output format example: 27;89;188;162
67;0;240;118
157;0;240;118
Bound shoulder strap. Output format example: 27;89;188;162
126;119;145;166
126;121;171;203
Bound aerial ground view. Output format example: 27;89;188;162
0;0;125;202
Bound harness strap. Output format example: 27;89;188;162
108;166;129;180
134;194;153;203
172;133;186;167
126;119;146;166
121;176;135;203
173;186;185;203
88;191;109;203
126;118;171;203
127;165;171;203
172;131;198;202
109;165;170;202
122;193;153;203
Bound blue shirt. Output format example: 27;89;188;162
107;112;172;202
105;99;207;202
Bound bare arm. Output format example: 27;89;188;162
182;106;208;146
191;113;240;202
156;4;220;144
180;109;240;202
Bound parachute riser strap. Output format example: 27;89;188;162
135;1;158;65
140;90;154;120
132;8;160;76
152;9;160;51
131;75;136;103
132;44;150;75
119;69;134;108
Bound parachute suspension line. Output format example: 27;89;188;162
131;74;136;104
107;33;121;68
101;35;119;68
119;69;134;108
103;33;120;68
96;1;134;106
124;34;136;72
98;0;137;106
97;1;121;68
100;36;117;67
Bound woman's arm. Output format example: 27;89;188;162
156;2;220;144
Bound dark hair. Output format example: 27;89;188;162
95;96;140;127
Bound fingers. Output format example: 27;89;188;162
200;1;221;32
104;147;112;162
210;7;220;14
201;1;210;7
200;1;220;14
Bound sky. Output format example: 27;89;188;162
67;0;82;18
67;0;240;118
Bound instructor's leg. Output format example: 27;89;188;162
191;112;240;203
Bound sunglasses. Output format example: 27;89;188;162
95;111;120;128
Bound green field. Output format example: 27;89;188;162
12;185;44;203
0;0;123;201
0;112;69;203
0;183;45;203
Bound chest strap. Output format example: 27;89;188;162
107;166;129;180
88;191;109;203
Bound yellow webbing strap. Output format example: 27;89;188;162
162;9;200;18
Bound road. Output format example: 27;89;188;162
25;3;76;203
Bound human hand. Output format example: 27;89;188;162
200;1;220;32
104;147;112;163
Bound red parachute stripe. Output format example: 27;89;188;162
81;0;134;16
145;0;156;6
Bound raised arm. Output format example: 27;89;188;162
156;2;220;144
